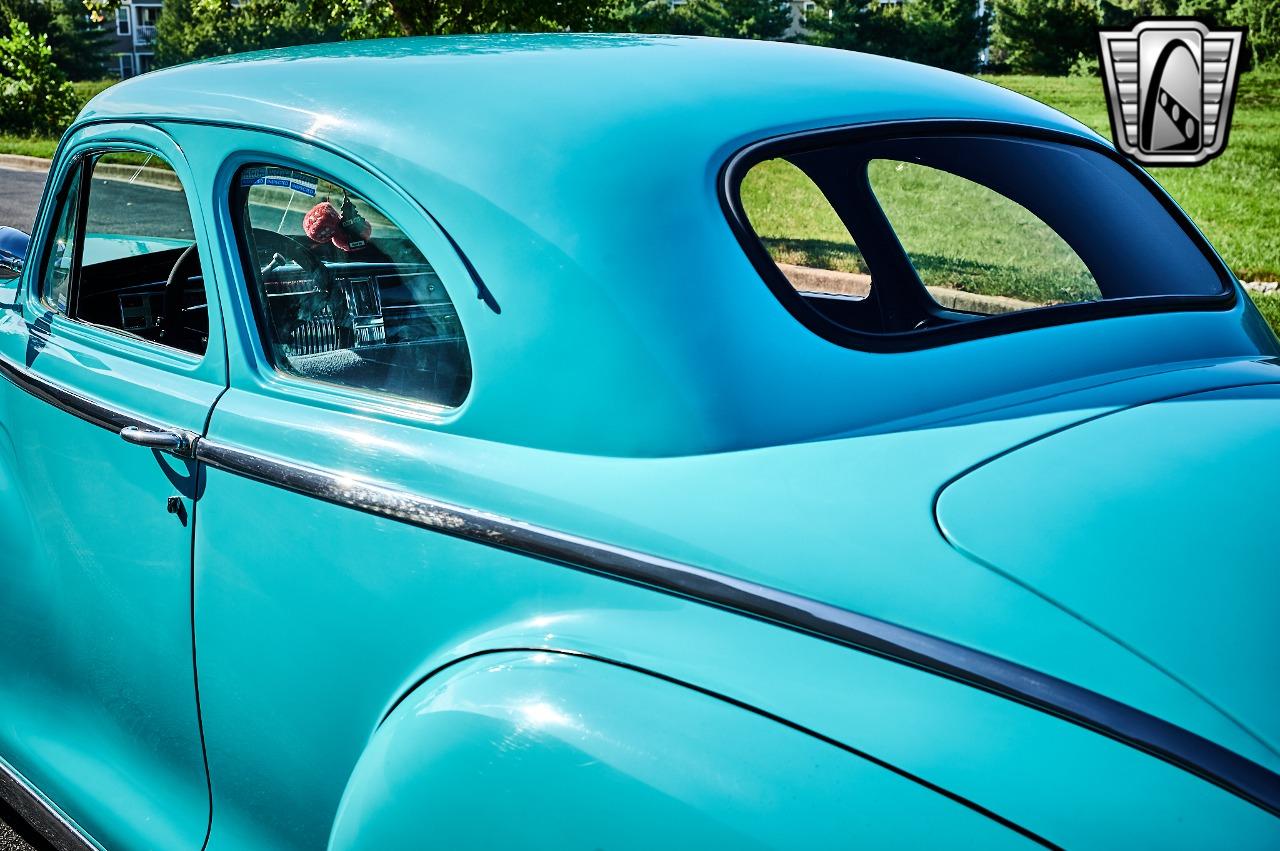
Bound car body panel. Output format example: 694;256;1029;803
81;235;194;266
0;35;1276;850
327;651;1037;850
0;122;221;848
77;38;1277;458
938;382;1280;754
192;461;1280;849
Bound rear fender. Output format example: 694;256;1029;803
327;650;1031;850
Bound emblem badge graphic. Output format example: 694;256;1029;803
1098;19;1246;166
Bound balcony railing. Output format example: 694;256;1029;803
134;24;156;45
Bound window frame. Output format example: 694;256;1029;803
35;145;210;361
227;159;473;413
720;119;1236;353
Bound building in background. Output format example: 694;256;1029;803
106;0;160;78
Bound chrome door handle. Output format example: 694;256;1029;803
119;426;197;459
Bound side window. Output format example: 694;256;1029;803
740;159;870;300
232;166;472;409
866;160;1100;313
40;163;83;313
42;150;209;355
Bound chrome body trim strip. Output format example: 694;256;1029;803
0;352;196;459
195;438;1280;818
2;349;1278;817
0;759;97;851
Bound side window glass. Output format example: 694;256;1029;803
55;151;209;355
232;166;472;409
41;163;83;313
867;160;1101;314
739;158;870;300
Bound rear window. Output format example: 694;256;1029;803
730;130;1229;345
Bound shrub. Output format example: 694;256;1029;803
0;17;77;136
990;0;1100;75
811;0;990;73
1231;0;1280;68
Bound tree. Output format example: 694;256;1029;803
0;0;113;79
154;0;381;66
810;0;990;72
156;0;628;65
0;17;78;134
1231;0;1279;68
989;0;1100;74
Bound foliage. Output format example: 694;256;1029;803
0;17;77;135
0;0;113;79
1231;0;1280;68
810;0;990;72
360;0;614;37
155;0;636;63
989;0;1100;74
155;0;355;65
617;0;792;38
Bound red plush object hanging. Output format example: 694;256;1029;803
302;201;342;243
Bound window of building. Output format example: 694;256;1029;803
118;53;134;79
115;6;130;35
727;130;1229;346
231;166;472;409
41;151;209;356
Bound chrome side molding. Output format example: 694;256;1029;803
194;438;1280;819
0;353;195;461
2;348;1278;818
0;759;97;851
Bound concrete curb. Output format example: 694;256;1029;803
0;154;51;173
777;262;1041;315
0;155;181;192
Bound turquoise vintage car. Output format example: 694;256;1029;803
1;34;1278;850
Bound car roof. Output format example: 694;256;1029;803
83;35;1100;158
75;37;1124;457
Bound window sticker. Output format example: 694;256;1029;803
239;166;318;196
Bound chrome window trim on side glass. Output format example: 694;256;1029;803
1;347;1277;818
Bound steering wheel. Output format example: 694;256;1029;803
249;227;342;346
250;227;322;278
161;243;201;349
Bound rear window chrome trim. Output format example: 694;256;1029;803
719;119;1237;353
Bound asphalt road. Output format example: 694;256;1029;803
0;167;48;233
0;800;40;851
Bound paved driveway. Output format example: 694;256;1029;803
0;167;48;233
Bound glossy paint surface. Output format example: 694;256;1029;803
329;651;1035;849
79;36;1276;457
939;382;1280;754
0;123;221;849
0;36;1277;851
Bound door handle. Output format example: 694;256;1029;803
119;426;197;459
